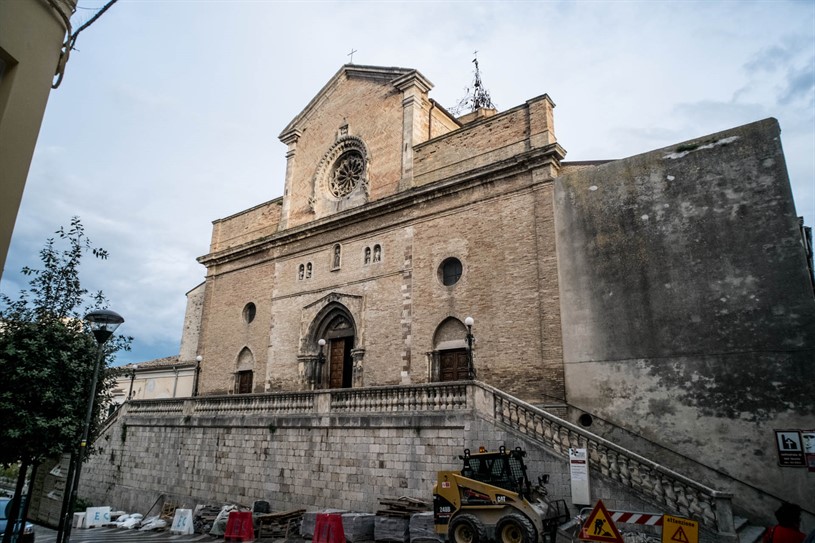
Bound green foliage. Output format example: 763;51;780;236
73;497;93;513
0;218;132;467
0;464;18;479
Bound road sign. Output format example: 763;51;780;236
775;430;806;467
579;500;624;543
662;515;698;543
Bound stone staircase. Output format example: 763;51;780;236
474;383;769;542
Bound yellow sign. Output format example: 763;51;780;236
662;515;699;543
579;500;624;543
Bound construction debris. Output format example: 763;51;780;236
375;515;410;543
376;497;430;517
409;512;444;543
342;513;376;542
256;508;306;539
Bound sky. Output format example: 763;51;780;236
2;0;813;366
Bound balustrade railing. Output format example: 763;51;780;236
330;382;467;412
488;386;733;535
331;383;467;413
127;399;185;415
192;392;314;414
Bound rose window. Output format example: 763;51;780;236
330;152;364;198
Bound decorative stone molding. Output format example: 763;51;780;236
351;348;366;387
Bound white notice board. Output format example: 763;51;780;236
569;447;591;505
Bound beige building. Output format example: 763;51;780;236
0;0;75;280
174;64;813;522
111;356;197;407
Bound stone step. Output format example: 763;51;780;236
737;524;765;543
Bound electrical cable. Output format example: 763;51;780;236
45;0;120;89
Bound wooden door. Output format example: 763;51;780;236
236;370;253;394
328;338;346;389
439;349;469;381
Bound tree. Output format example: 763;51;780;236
0;217;131;542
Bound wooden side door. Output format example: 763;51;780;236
439;349;469;381
328;338;346;389
236;370;253;394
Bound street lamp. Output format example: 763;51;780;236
316;339;326;388
127;365;138;400
464;316;475;379
193;355;202;397
61;309;124;543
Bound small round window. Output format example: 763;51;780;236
243;303;256;323
439;257;463;286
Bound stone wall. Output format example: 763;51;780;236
555;117;815;519
413;95;557;187
179;282;205;363
70;382;738;541
209;198;282;253
196;164;565;402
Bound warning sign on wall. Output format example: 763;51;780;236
662;515;698;543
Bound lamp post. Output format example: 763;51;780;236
317;339;326;388
127;365;137;400
61;309;124;543
193;355;202;397
464;316;475;379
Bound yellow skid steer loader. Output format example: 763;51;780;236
433;446;568;543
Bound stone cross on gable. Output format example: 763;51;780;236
348;48;358;64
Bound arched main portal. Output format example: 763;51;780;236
312;303;356;389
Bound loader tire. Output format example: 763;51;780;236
449;513;487;543
496;513;537;543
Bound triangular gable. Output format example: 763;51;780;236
278;64;429;141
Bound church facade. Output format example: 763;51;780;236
195;65;568;401
186;65;814;518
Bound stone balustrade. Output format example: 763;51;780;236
192;392;314;414
485;385;735;537
330;382;467;412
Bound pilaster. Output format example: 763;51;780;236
393;71;433;191
278;129;301;231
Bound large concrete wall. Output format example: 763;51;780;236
75;388;660;525
555;118;815;516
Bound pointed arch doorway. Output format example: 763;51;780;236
316;305;355;389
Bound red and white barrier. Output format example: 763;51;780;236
611;511;664;526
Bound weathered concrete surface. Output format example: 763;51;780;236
70;403;676;532
555;118;815;517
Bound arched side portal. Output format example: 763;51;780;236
429;317;470;382
235;346;255;394
299;293;365;390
